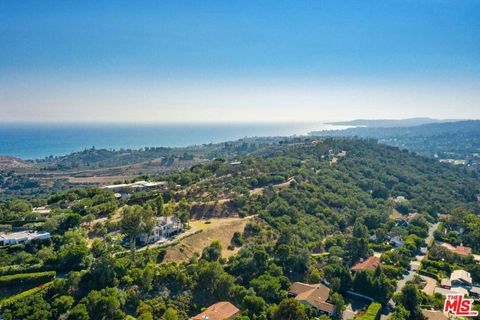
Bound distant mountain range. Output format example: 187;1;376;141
326;117;459;128
311;120;480;160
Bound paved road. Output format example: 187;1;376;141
382;222;440;318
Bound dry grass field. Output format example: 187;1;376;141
164;216;254;262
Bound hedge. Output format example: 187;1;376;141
417;269;439;281
0;282;53;307
355;302;382;320
0;271;56;287
0;264;46;276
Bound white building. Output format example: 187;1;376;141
0;231;51;246
438;269;475;297
450;269;473;287
101;181;168;194
138;216;183;244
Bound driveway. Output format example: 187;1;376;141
386;223;440;310
420;275;437;295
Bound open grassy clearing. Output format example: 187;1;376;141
164;216;254;262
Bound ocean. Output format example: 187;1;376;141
0;122;345;160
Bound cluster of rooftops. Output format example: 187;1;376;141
190;281;337;319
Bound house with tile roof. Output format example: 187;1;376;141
191;301;240;320
351;256;381;272
288;282;336;315
440;242;472;256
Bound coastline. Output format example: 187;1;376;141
0;122;348;160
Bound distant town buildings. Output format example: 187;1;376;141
439;159;466;166
101;180;168;194
191;301;240;320
288;282;335;316
0;231;51;246
138;216;183;244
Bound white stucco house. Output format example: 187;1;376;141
138;216;183;244
0;231;51;246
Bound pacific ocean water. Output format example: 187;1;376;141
0;122;344;160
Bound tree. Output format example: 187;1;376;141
161;308;179;320
2;295;52;320
330;292;345;319
67;304;90;320
250;274;286;303
323;264;352;293
91;238;107;258
56;229;91;271
391;305;410;320
120;205;154;261
153;194;164;216
177;197;190;227
201;240;223;262
82;287;126;320
52;295;74;318
194;261;235;306
396;284;425;320
242;295;266;318
167;200;174;216
272;299;308;320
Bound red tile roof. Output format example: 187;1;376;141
441;243;472;256
289;282;335;314
191;301;240;320
351;256;381;272
454;244;472;256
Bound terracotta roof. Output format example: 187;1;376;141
351;256;381;272
440;242;472;256
422;309;449;320
454;244;472;256
191;301;240;320
289;282;334;314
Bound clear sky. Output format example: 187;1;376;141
1;0;479;123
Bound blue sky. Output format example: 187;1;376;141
1;1;479;122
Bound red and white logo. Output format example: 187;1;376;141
443;294;478;317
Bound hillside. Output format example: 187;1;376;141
1;137;479;319
326;117;449;128
311;120;480;160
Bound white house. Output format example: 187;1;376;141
0;231;51;246
138;216;183;244
438;269;475;297
101;181;168;194
450;269;473;287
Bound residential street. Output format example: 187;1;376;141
381;222;440;319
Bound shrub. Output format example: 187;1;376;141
0;271;56;287
355;302;382;320
0;281;53;307
0;264;46;276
